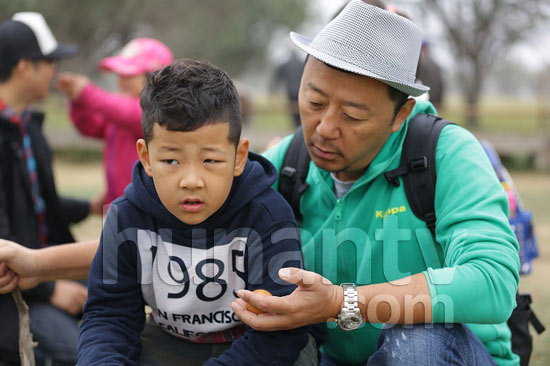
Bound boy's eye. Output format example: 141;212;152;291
162;159;179;165
204;159;222;164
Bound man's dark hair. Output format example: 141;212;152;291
0;59;18;82
140;59;242;145
387;85;409;118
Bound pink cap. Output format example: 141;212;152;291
99;38;173;76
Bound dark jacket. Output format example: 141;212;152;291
78;153;308;366
0;111;89;358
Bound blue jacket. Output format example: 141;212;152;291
78;152;308;365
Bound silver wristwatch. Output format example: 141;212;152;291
336;283;363;331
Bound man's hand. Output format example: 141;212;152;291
50;280;87;316
56;72;89;100
0;239;41;291
89;193;106;216
231;267;343;331
0;263;17;294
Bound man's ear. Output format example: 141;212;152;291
136;139;153;177
391;98;416;133
14;59;31;79
234;138;249;177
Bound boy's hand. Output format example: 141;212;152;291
0;239;41;291
50;280;87;316
231;267;343;331
56;72;89;100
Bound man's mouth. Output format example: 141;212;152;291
311;144;339;161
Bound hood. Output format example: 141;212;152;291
124;151;277;232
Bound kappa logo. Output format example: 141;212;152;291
375;205;407;218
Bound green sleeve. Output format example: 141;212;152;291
424;125;520;324
261;133;295;190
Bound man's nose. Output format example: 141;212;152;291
316;108;340;139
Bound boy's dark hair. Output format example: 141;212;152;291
140;59;242;145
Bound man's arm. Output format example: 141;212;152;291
0;239;99;292
232;267;431;331
57;197;91;224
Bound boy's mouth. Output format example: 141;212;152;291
181;198;204;213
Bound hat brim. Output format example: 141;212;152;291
99;56;145;76
290;32;429;97
47;43;78;59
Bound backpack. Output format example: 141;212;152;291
278;113;545;366
481;140;540;275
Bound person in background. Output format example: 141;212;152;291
416;40;445;111
272;50;305;128
0;12;91;366
57;38;174;212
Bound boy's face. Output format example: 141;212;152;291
137;122;248;225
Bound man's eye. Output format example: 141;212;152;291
345;114;362;121
162;159;179;165
204;159;221;164
309;101;323;109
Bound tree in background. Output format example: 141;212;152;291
421;0;548;128
0;0;309;77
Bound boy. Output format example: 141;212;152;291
77;59;308;365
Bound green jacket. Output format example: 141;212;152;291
263;100;520;365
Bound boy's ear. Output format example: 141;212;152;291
234;138;249;177
136;139;153;177
391;98;416;133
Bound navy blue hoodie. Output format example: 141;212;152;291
78;152;308;365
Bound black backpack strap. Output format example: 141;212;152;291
384;114;452;234
279;126;311;226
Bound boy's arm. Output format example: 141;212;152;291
206;220;309;366
70;85;108;139
72;83;143;137
78;209;145;366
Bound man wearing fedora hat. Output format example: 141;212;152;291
0;12;92;366
234;1;520;365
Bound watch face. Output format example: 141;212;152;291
345;315;363;330
337;313;363;330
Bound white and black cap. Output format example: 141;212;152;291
0;12;78;63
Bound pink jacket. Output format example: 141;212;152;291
70;84;143;204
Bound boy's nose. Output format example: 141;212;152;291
179;169;204;189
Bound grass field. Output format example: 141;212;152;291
43;92;549;135
53;157;550;364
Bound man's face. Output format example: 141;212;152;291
29;59;56;101
137;122;248;225
298;57;412;181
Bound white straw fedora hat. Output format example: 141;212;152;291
290;0;429;97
